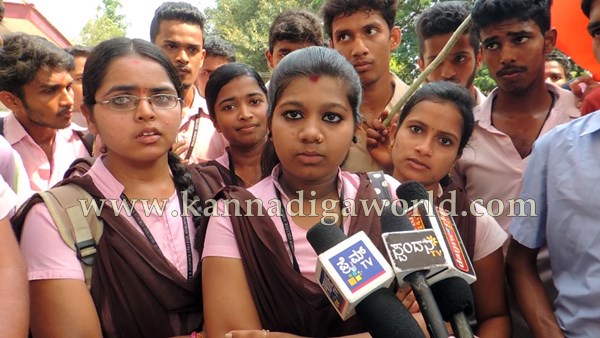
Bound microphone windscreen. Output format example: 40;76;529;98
396;181;429;206
355;288;426;338
430;277;475;320
307;222;347;255
380;204;414;233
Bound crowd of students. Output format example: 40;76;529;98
0;0;599;337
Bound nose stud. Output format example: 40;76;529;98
316;136;323;144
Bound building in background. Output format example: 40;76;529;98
0;1;70;114
0;1;70;47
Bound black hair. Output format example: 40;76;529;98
205;63;267;120
82;37;203;226
262;46;362;176
204;36;237;62
150;1;205;43
321;0;398;39
545;49;571;80
582;0;593;18
471;0;552;35
64;45;93;58
267;46;362;125
399;81;474;158
83;37;183;107
268;9;324;52
416;1;479;59
0;33;74;100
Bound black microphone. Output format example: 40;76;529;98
380;204;415;234
307;223;426;338
307;221;347;254
395;181;477;284
357;288;427;338
380;205;449;338
431;277;475;338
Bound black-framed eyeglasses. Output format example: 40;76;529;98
96;94;182;111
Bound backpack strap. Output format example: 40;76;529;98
63;157;97;179
0;116;4;137
38;184;104;289
74;130;95;156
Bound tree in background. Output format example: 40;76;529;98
78;0;128;47
206;0;496;92
205;0;323;73
393;0;433;84
393;0;499;94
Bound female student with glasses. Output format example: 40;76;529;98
16;37;222;338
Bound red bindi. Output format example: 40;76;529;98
309;74;319;82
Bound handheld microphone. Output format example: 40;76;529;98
431;277;475;338
307;223;425;338
381;205;448;285
307;223;395;320
395;181;476;285
380;205;449;338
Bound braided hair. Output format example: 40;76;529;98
83;37;205;227
167;151;204;227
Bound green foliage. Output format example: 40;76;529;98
206;0;499;89
392;0;499;93
473;65;496;95
78;0;128;47
568;61;590;79
206;0;323;73
392;0;480;85
392;0;436;84
102;0;127;31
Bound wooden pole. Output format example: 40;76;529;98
383;14;473;126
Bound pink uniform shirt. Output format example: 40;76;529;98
0;176;17;219
454;84;580;231
203;169;505;282
202;166;400;280
0;135;31;204
435;185;507;261
2;113;89;192
20;157;199;281
178;88;227;163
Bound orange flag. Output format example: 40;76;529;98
552;0;600;79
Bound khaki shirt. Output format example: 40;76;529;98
343;73;409;173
